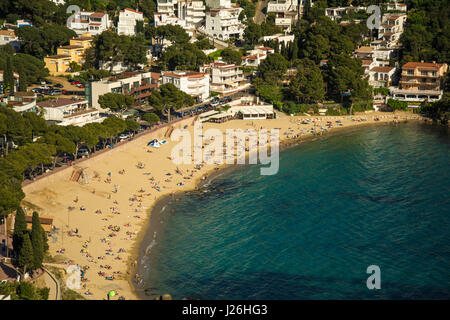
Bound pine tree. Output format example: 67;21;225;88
42;225;49;253
16;63;26;92
31;212;44;270
281;42;287;59
4;56;14;94
13;207;27;253
292;39;299;61
18;233;33;274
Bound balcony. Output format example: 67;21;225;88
401;72;438;78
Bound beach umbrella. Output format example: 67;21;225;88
108;290;116;298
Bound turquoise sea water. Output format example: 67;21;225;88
137;122;450;299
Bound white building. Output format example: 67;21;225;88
361;59;376;75
386;2;407;12
162;71;210;102
68;12;111;36
89;71;160;109
0;30;20;50
1;92;38;114
378;13;407;45
154;0;206;33
267;0;298;32
16;19;32;28
204;7;244;41
38;98;103;126
50;0;66;5
368;66;396;88
261;34;295;49
241;45;275;67
200;61;248;94
117;8;144;36
324;6;367;21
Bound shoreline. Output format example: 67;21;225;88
21;112;423;300
131;115;424;299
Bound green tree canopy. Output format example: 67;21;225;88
31;212;44;270
221;48;243;66
98;93;135;113
148;83;194;119
141;112;160;125
288;59;325;103
258;53;288;84
18;233;33;274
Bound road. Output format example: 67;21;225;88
254;0;269;25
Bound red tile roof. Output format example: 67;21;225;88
90;12;106;18
122;8;143;14
371;66;395;73
163;71;207;78
402;62;443;70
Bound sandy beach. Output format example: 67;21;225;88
22;111;423;300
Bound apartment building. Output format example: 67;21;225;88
361;59;376;75
386;2;407;12
162;71;210;102
204;7;244;40
0;30;20;50
89;71;161;109
261;34;295;50
1;92;38;114
154;0;206;32
241;46;275;68
354;46;374;60
44;55;72;76
200;61;247;94
324;6;366;21
56;45;86;65
44;34;93;75
117;8;144;36
378;13;407;45
267;0;298;32
368;66;396;88
69;33;94;49
38;98;103;126
390;61;448;102
68;12;111;35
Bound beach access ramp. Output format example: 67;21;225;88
164;125;174;138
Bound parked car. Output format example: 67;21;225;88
71;81;81;85
54;83;64;88
77;83;85;88
118;133;130;141
49;89;63;96
77;148;89;158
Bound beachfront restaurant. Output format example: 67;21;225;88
235;105;275;120
199;104;275;123
209;112;236;123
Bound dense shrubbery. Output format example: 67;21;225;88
0;281;49;300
